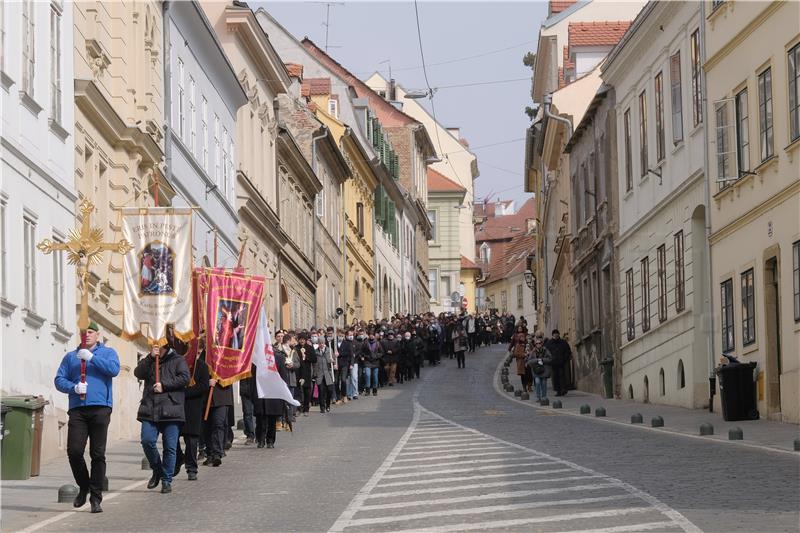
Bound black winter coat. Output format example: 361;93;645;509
337;339;354;370
134;349;190;423
295;343;317;382
382;339;400;364
182;356;210;436
545;338;572;366
361;340;383;368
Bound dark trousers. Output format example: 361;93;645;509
256;414;279;445
241;397;255;438
319;378;334;411
176;435;199;475
413;362;421;379
552;363;566;395
520;368;533;391
468;333;477;352
203;405;228;459
456;351;466;368
339;369;349;399
66;406;111;502
301;382;312;413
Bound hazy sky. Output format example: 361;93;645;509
256;0;547;206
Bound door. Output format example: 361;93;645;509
763;256;782;419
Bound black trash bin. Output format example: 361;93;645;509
717;362;759;421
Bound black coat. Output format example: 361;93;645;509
382;339;400;364
208;379;234;407
182;357;210;436
295;343;317;382
134;349;190;423
253;353;289;417
361;340;383;368
337;339;354;370
545;338;572;366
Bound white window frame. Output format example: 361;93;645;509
23;214;37;311
50;1;63;123
328;98;338;118
177;58;185;141
201;97;208;171
189;76;196;155
22;0;35;96
52;233;65;325
670;51;683;145
214;114;221;185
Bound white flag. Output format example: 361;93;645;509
253;308;300;406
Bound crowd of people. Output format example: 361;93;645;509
53;310;532;512
509;327;573;403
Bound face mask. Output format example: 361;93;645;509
347;335;354;341
310;336;318;343
404;335;411;340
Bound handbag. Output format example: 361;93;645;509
312;383;319;400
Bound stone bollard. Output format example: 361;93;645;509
506;385;515;393
729;427;743;440
595;407;606;417
700;423;714;436
514;390;522;397
631;413;643;424
651;416;664;427
57;484;79;503
794;438;800;452
552;400;562;409
520;392;530;400
141;457;150;470
579;404;591;414
540;398;550;406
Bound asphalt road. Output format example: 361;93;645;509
37;345;800;533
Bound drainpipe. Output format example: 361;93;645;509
162;1;173;203
700;0;717;412
311;126;328;326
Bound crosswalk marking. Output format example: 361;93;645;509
327;400;701;533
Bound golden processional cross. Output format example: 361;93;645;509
37;198;133;331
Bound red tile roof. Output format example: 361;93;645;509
285;62;303;79
568;21;632;48
549;0;578;16
477;232;536;284
474;197;536;243
301;77;331;98
428;168;466;193
563;46;575;71
461;255;480;270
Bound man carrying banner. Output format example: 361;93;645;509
175;349;209;481
54;321;120;514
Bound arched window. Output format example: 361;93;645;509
677;359;686;389
628;384;634;400
480;242;491;264
659;368;665;396
643;376;650;403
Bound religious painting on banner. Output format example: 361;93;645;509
121;208;193;345
205;270;265;386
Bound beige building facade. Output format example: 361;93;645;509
705;0;800;423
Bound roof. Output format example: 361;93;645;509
568;21;632;48
474;197;536;243
549;0;578;16
461;255;480;270
301;77;331;97
285;62;303;79
427;168;466;193
477;231;536;285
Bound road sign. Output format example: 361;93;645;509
450;291;461;303
461;297;469;308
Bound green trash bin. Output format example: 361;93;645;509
1;396;48;480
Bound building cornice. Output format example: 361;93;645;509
277;126;323;195
704;1;784;72
0;137;78;204
236;170;286;249
225;6;290;96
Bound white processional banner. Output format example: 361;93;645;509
253;308;301;406
121;207;193;345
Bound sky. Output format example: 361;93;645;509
255;0;548;206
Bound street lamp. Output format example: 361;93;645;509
524;269;538;312
524;269;535;289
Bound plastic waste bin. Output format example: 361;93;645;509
1;404;11;442
716;362;759;421
1;396;48;480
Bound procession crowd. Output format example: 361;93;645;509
53;310;529;513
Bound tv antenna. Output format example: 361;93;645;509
317;2;345;52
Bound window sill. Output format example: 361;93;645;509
0;297;17;317
19;91;43;117
689;122;703;139
741;341;758;357
0;71;13;91
623;189;634;201
671;141;684;156
784;136;800;160
51;323;73;344
754;155;777;175
49;119;70;142
22;308;46;330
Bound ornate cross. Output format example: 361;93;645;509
37;198;133;331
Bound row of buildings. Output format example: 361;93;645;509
0;0;480;460
524;0;799;424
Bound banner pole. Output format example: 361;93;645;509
204;383;215;421
236;237;248;268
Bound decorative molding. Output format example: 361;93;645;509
49;119;70;142
86;39;111;78
1;71;13;91
22;308;47;330
0;297;17;317
51;323;73;344
19;91;43;116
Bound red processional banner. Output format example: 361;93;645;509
203;269;265;386
183;269;206;383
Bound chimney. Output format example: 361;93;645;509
285;63;303;81
389;78;397;101
446;127;461;139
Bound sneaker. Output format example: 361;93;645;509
161;482;172;494
188;472;198;481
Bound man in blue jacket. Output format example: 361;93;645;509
54;321;120;514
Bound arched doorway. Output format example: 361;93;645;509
280;283;290;330
382;275;389;318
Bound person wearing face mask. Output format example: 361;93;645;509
314;331;335;413
294;334;317;415
337;329;354;401
399;331;413;382
354;331;367;397
361;332;383;396
382;331;400;386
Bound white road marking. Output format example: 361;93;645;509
381;461;556;479
392;450;519;462
373;468;575;488
407;434;489;441
397;445;507;456
403;440;535;451
388;455;544;470
364;475;605;498
548;522;683;533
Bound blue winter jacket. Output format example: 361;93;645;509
54;342;121;411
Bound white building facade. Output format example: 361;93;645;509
603;2;709;408
1;0;77;459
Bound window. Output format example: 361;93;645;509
177;58;185;141
670;52;683;144
794;240;800;322
789;43;800;141
213;115;220;185
626;268;635;341
356;202;364;237
678;359;685;389
22;0;35;95
582;276;590;333
741;268;755;346
674;231;685;312
201;97;208;171
441;276;451;303
189;77;196;155
624;108;632;192
641;257;651;332
659;368;665;396
427;270;438;300
50;2;63;122
735;89;750;175
52;235;65;325
591;270;599;329
328;98;338;118
427;210;437;242
500;290;508;313
715;100;735;186
655;72;665;161
517;284;523;309
638;90;648;177
222;127;230;198
758;69;774;161
0;199;6;298
23;215;37;311
657;245;667;323
690;29;703;126
720;279;734;352
480;242;491;264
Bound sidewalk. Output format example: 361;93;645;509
494;354;800;455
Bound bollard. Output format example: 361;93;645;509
520;392;530;400
794;438;800;452
651;416;664;428
579;404;591;414
506;385;515;393
700;423;714;436
514;390;522;397
631;413;643;424
57;484;79;503
540;398;549;406
552;400;562;409
141;457;150;470
729;427;743;440
595;407;606;417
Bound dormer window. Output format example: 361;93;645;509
328;97;338;118
480;242;491;264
